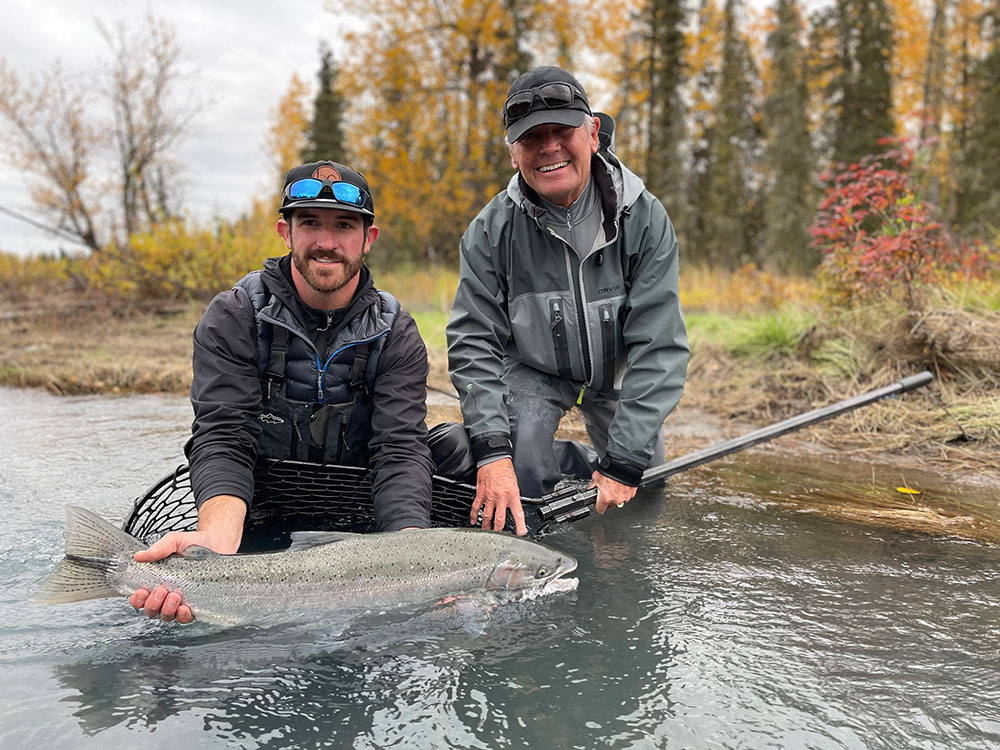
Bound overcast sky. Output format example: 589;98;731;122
0;0;353;256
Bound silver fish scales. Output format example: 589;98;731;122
36;506;578;625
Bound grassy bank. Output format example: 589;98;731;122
676;266;1000;477
2;264;998;480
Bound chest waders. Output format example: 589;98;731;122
255;324;375;465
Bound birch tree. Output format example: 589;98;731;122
0;14;196;252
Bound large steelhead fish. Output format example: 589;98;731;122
36;506;579;625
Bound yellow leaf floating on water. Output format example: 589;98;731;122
896;487;922;495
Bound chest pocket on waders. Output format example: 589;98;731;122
256;325;375;465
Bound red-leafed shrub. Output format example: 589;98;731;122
810;141;997;309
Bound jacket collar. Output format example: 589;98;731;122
508;152;643;244
507;151;646;220
259;255;381;341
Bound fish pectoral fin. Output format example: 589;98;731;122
177;545;221;559
287;531;361;551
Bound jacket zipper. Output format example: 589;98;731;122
600;305;615;388
548;298;574;380
258;312;389;405
543;206;623;388
548;230;591;382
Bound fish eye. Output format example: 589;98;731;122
536;566;549;578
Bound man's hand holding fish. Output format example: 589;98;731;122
128;494;247;623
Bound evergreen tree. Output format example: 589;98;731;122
683;0;722;263
762;0;816;271
700;0;760;268
645;0;687;212
956;10;1000;234
301;44;347;164
832;0;894;165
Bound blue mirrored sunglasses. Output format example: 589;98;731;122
284;178;369;208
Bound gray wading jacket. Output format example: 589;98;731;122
447;149;688;485
185;256;434;531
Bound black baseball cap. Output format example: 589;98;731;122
503;66;593;143
279;161;375;218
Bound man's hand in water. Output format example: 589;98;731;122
472;459;528;535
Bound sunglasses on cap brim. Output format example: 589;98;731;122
284;178;370;208
503;82;590;125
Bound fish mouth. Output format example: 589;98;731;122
545;556;579;593
556;556;577;577
541;575;579;595
487;550;579;599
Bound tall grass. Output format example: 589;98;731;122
372;266;458;313
686;309;817;360
0;251;83;303
410;309;451;354
680;263;819;312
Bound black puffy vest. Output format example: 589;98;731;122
235;270;400;464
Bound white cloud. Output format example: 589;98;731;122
0;0;353;255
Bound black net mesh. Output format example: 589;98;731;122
122;459;534;546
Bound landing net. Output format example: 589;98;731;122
122;459;525;545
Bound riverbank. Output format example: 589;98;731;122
4;289;1000;543
2;294;997;482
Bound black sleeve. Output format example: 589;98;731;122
184;288;262;510
368;311;434;531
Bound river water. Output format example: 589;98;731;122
1;386;998;749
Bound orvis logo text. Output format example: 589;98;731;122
597;284;621;295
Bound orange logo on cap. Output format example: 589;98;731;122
313;165;341;181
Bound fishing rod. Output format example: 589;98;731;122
124;372;934;542
524;370;934;534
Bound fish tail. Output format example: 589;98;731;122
34;505;145;604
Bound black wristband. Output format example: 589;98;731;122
470;432;513;463
597;453;645;487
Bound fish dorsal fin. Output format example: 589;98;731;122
178;545;220;559
288;531;360;552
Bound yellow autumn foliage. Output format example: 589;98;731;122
0;251;82;303
681;262;819;312
888;0;930;128
685;0;725;126
266;73;311;194
84;201;281;302
337;0;627;267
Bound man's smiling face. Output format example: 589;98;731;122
277;207;376;308
510;118;599;208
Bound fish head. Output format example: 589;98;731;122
485;537;578;596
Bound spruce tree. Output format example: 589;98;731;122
762;0;816;271
683;0;721;265
957;43;1000;234
701;0;760;268
301;44;347;164
645;0;687;214
832;0;894;165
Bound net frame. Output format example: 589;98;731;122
122;458;537;544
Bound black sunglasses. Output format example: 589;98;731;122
503;82;590;125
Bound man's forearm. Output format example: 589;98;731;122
196;495;247;554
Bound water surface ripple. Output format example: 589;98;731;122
2;387;998;749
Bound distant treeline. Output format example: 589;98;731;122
2;2;998;297
304;0;1000;271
